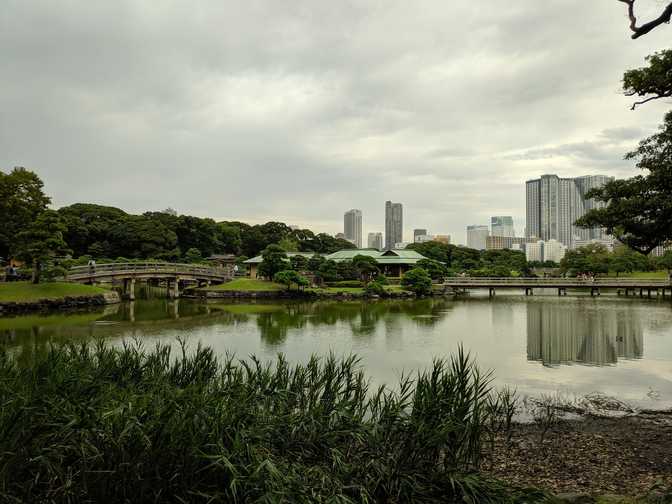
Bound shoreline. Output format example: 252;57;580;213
0;291;121;315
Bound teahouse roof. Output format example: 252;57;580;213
244;249;428;265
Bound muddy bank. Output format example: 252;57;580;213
0;291;120;315
484;410;672;498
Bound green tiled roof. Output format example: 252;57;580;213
244;248;429;265
243;252;320;264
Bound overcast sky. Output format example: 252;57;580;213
2;1;670;244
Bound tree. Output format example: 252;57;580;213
623;50;672;109
0;167;51;259
352;255;380;283
278;236;299;252
316;260;340;282
416;258;448;281
401;268;432;295
15;210;71;283
290;254;308;272
184;247;203;263
274;270;309;291
656;250;672;274
307;254;326;273
576;112;672;255
617;0;672;39
257;245;288;280
560;244;611;276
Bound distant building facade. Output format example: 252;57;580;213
434;235;451;244
413;229;428;243
525;239;566;263
491;216;515;237
343;209;363;248
367;232;383;250
466;225;489;250
385;201;403;250
486;236;537;251
526;174;614;249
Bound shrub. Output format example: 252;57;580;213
401;267;433;295
365;280;385;296
0;342;532;503
325;280;363;288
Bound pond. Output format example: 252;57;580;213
1;294;671;409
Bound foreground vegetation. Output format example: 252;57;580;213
0;281;107;303
0;342;548;503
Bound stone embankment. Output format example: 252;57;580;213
0;291;120;315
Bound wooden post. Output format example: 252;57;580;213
128;278;135;301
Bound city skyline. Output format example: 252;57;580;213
2;2;666;248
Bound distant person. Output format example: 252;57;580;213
88;259;96;276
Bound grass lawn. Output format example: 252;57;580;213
0;282;108;303
204;278;284;292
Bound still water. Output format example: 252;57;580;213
1;294;671;408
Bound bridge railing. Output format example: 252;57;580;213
67;262;230;280
440;277;671;287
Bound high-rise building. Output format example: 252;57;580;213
343;209;362;248
413;229;428;243
526;241;544;262
385;201;403;250
367;232;383;250
486;236;537;251
574;175;614;241
491;216;515;237
525;239;566;263
466;225;489;250
526;174;613;249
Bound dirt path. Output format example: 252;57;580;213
484;412;672;497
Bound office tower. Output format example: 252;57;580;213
385;201;403;250
574;175;614;241
491;216;515;237
526;174;613;249
367;232;383;250
343;209;362;248
413;229;428;243
466;225;489;250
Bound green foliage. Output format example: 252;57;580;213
278;236;299;252
577;112;672;254
657;250;672;273
560;244;611;276
316;259;339;282
351;254;380;282
408;242;528;275
401;268;433;295
257;244;288;280
0;342;533;503
364;280;386;296
184;247;203;263
307;254;326;273
15;210;71;283
0;167;51;259
273;270;308;290
325;280;363;288
290;254;309;271
623;50;672;110
417;258;448;281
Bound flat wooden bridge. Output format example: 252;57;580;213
438;277;672;298
67;262;232;299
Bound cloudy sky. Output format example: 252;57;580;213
1;1;670;244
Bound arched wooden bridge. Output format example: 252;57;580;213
67;262;232;299
438;277;672;298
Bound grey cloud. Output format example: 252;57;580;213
1;0;670;245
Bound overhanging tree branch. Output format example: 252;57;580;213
618;0;672;39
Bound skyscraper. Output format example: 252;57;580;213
385;201;403;250
466;225;489;250
574;175;614;241
525;174;613;248
491;216;515;237
343;209;363;248
367;232;383;250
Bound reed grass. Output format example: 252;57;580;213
0;341;547;503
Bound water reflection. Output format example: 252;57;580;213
526;301;643;367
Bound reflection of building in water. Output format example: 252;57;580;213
526;302;643;366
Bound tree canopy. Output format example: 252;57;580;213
0;167;51;259
576;112;672;255
15;210;71;283
623;50;672;109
